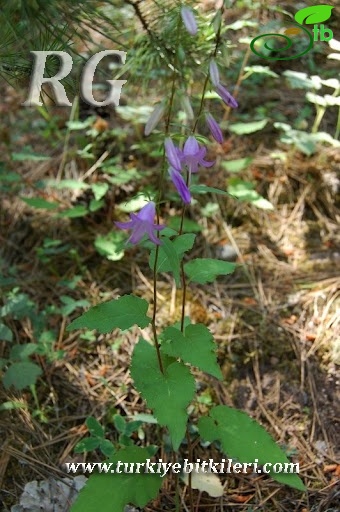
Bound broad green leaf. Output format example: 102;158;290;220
222;157;253;173
99;439;115;457
70;446;163;512
184;258;236;284
229;119;267;135
227;178;274;210
190;184;229;195
94;231;125;261
21;197;60;210
58;206;88;218
158;238;180;285
91;183;109;201
161;324;222;379
10;343;38;360
198;405;306;491
131;339;195;450
86;416;105;438
89;199;104;212
67;295;151;333
74;437;101;453
114;414;127;434
0;323;13;342
282;71;317;90
3;361;42;390
149;234;195;277
294;5;333;25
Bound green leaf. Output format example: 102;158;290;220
10;343;38;360
58;205;88;218
221;157;253;173
86;416;105;438
149;234;195;277
131;339;195;450
3;361;42;390
94;231;125;261
244;65;279;77
21;197;60;210
67;295;151;333
190;184;229;196
99;439;115;457
12;150;50;161
0;400;28;412
227;178;274;210
198;405;306;491
91;183;109;201
89;199;104;212
70;446;163;512
0;323;13;342
161;324;222;379
47;179;90;191
114;414;127;434
60;296;91;316
229;119;267;135
184;258;236;284
294;5;333;25
156;238;180;285
74;437;101;453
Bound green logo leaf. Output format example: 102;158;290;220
67;295;151;333
198;405;306;491
294;4;333;25
161;324;222;380
131;338;195;450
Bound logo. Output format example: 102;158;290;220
250;4;334;61
22;50;127;107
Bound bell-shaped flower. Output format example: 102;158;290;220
168;167;191;204
209;60;220;86
165;137;182;172
216;83;238;108
115;201;165;245
206;113;223;144
181;6;198;36
181;135;215;174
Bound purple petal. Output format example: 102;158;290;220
165;138;182;171
115;220;134;229
136;201;157;222
206;113;223;144
209;60;220;87
169;167;191;204
181;7;198;36
216;84;238;108
183;135;199;157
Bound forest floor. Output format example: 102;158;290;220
0;11;340;511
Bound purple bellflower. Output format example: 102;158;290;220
209;60;220;87
216;83;238;108
168;167;191;204
206;113;223;144
180;135;215;174
165;137;182;172
181;6;198;36
115;201;165;245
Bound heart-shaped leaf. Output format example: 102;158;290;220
294;5;333;25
